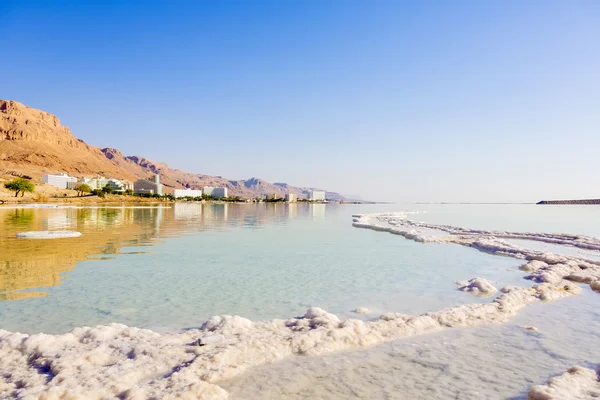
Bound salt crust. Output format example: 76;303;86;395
527;365;600;399
456;277;498;295
1;211;599;399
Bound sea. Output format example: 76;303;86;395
1;203;599;399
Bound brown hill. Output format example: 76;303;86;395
0;100;343;200
0;100;136;180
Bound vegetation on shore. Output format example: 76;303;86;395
3;178;35;197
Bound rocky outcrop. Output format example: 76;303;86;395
0;100;136;180
0;100;344;200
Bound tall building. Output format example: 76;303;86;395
42;173;78;189
308;190;326;201
173;188;203;198
285;193;297;202
134;175;163;195
203;186;215;196
212;187;228;198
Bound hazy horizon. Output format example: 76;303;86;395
2;1;598;203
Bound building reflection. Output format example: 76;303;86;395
0;203;329;300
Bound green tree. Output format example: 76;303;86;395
75;183;92;197
92;189;106;198
4;178;35;197
101;185;114;195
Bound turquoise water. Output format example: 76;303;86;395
1;203;599;334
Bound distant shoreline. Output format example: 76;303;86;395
536;199;600;205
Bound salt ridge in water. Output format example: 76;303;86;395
1;212;599;398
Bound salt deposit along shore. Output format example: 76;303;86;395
1;212;600;399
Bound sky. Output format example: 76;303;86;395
1;0;599;202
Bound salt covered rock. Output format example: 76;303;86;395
527;365;600;399
591;280;600;292
353;307;370;314
520;260;548;272
456;278;498;295
201;315;253;334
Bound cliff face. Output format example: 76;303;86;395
0;100;136;180
0;100;344;200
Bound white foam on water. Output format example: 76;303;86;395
1;212;599;398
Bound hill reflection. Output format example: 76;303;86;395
0;203;321;300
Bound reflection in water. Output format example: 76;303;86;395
311;204;326;219
0;203;320;300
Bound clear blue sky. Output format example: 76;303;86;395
1;0;598;202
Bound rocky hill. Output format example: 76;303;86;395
0;100;343;200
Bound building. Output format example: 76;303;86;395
134;175;163;195
173;188;203;198
203;186;215;196
69;177;130;192
308;190;326;201
42;173;78;189
212;187;228;198
265;193;279;200
285;193;297;202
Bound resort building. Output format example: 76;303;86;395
203;186;215;196
212;187;228;198
265;193;279;200
42;173;78;189
68;177;131;192
134;175;163;195
285;193;297;202
308;190;326;201
173;188;203;198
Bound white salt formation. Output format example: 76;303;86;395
15;230;82;239
456;277;498;295
353;307;370;314
1;212;600;398
528;365;600;399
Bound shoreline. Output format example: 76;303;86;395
537;199;600;205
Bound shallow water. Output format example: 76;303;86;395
1;203;600;334
220;289;600;400
2;203;600;399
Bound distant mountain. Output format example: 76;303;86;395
343;194;364;201
0;100;343;200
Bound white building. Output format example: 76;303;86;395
308;190;326;201
203;186;215;196
173;188;203;198
212;187;228;198
134;175;163;195
285;193;297;202
69;177;130;192
42;173;78;189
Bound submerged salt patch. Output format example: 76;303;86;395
16;230;82;239
353;308;370;314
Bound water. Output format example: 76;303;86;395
2;203;600;399
221;290;600;399
1;203;600;334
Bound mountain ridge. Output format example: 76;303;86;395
0;100;343;200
